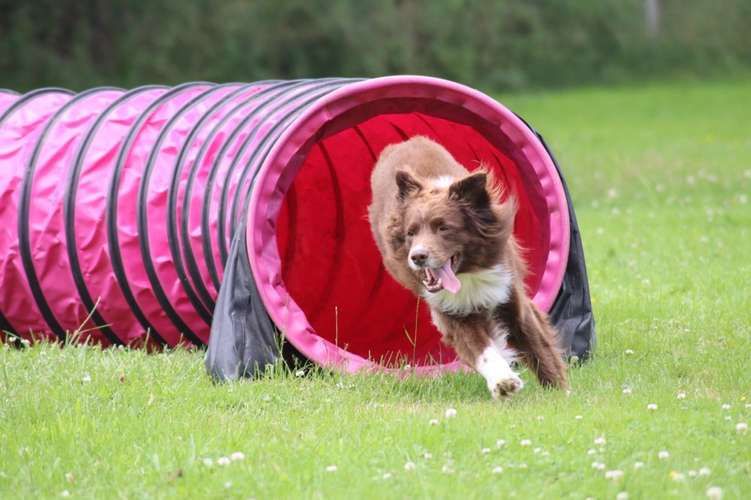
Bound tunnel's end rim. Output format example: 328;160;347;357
247;75;570;374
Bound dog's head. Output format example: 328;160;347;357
392;168;515;294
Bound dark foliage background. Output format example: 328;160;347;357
1;0;749;92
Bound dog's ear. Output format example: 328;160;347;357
449;172;490;208
396;169;422;200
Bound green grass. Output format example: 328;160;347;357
2;79;750;499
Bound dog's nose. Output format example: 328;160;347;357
410;251;428;267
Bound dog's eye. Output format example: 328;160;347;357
438;225;450;232
406;228;417;237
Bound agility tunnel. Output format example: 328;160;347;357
0;77;594;377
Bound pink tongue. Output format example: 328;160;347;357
437;261;461;294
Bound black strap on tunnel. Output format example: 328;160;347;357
108;82;215;347
219;79;355;262
198;79;316;290
64;86;168;346
513;114;596;360
204;221;279;380
0;87;75;337
535;132;595;360
19;87;123;343
204;220;307;381
173;81;281;311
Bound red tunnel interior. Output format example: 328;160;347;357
275;103;551;367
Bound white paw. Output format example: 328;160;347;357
476;344;523;400
488;372;524;399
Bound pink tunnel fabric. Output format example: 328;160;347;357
0;78;569;373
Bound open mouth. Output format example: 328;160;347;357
421;254;461;294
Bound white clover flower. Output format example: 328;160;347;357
65;472;75;483
594;436;606;446
745;403;751;409
688;470;698;477
736;422;748;433
706;486;722;500
533;447;542;454
230;452;245;461
441;463;454;474
622;387;633;395
325;465;337;472
634;462;644;470
61;491;70;498
536;415;544;421
575;415;583;421
587;448;596;455
699;467;711;476
616;492;629;500
444;408;457;418
605;469;624;481
217;457;231;466
647;403;658;411
591;462;606;470
721;403;731;410
481;448;491;455
670;471;685;481
658;450;670;460
624;349;634;355
202;458;213;467
382;472;392;480
520;439;531;447
404;461;416;471
492;466;503;474
677;392;686;400
429;419;439;426
496;439;506;448
82;373;91;383
422;452;432;460
224;482;232;489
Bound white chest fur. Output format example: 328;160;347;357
423;264;513;316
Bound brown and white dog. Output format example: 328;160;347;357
368;136;567;398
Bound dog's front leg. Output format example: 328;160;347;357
474;326;524;399
435;312;523;399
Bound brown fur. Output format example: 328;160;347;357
368;136;567;394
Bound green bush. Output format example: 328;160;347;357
1;0;749;92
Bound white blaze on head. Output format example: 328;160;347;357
431;176;455;189
408;243;428;270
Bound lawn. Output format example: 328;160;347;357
2;79;750;499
